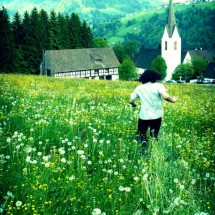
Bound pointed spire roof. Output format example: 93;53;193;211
166;0;176;37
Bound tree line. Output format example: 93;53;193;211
0;7;95;74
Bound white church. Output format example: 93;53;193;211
134;0;215;80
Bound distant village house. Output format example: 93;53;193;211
40;48;120;80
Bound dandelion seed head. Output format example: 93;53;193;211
15;201;22;207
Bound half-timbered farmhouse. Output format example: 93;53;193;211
40;48;120;80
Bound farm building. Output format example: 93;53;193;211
40;48;120;80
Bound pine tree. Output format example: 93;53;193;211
39;9;50;50
69;13;81;48
0;7;15;72
49;10;62;49
58;13;70;49
80;21;94;48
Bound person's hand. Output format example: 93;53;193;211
172;96;177;103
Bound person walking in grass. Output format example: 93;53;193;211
129;69;177;155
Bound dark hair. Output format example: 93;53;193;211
139;69;161;84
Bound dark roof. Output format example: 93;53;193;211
204;62;215;79
45;48;120;73
134;49;161;69
181;50;187;63
187;49;215;62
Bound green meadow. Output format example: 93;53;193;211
0;74;214;215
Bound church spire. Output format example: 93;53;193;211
167;0;176;38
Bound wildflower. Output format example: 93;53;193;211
205;173;210;178
6;137;11;143
7;192;14;198
92;208;101;215
61;158;67;163
169;189;173;194
119;186;125;191
58;148;66;155
179;184;185;190
77;150;84;155
5;155;10;159
15;201;22;207
142;174;148;181
69;176;75;181
84;143;88;148
87;161;92;165
133;176;139;181
191;179;196;185
37;152;42;156
124;187;131;192
174;178;179;183
114;171;118;176
43;156;49;161
106;140;111;144
26;156;31;163
174;197;181;206
45;162;50;167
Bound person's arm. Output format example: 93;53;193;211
129;99;137;107
161;91;177;103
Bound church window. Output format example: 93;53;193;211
174;41;177;50
165;41;167;50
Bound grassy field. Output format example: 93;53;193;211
0;74;214;215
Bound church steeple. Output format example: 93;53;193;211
167;0;176;38
161;0;181;80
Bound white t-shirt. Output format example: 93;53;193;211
130;82;167;120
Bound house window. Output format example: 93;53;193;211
165;41;167;50
174;41;177;50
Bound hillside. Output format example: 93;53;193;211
94;2;215;50
1;0;168;23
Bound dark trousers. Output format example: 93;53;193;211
138;118;162;142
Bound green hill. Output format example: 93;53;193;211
93;2;215;50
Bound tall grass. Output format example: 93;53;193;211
0;74;214;215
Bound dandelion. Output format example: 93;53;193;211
45;162;50;168
114;171;118;176
133;176;139;181
61;158;67;163
15;201;22;207
106;140;110;144
92;208;101;215
124;187;131;192
169;189;173;194
142;174;148;181
7;192;14;198
191;179;196;185
174;178;179;183
26;156;31;163
69;176;75;181
6;137;11;143
206;173;210;178
58;148;66;155
43;156;49;161
179;184;185;190
5;155;10;159
119;186;125;191
77;150;84;155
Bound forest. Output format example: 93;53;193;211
0;2;215;75
0;7;95;74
